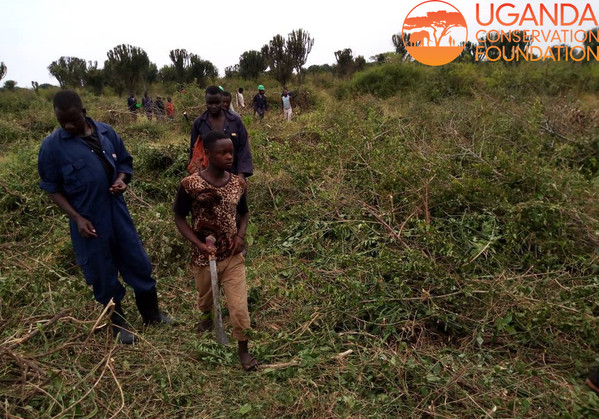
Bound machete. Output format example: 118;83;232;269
206;235;229;345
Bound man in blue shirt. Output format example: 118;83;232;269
38;90;172;344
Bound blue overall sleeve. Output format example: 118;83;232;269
38;140;62;193
233;121;253;177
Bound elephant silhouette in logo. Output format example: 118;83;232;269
411;30;431;47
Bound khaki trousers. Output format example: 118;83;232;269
191;253;250;341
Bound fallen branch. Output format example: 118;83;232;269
261;349;354;370
9;310;67;350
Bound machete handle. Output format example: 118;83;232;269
206;235;216;247
205;235;216;260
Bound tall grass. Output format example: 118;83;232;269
1;61;598;417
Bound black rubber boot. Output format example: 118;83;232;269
110;302;137;345
135;288;173;326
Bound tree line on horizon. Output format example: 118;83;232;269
1;27;597;94
11;29;315;96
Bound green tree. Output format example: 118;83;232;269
48;56;88;88
83;61;105;95
262;35;294;86
392;32;411;59
147;63;158;85
238;50;266;80
158;65;177;83
456;40;482;62
169;49;190;84
306;64;333;74
104;44;152;96
187;54;217;86
3;80;16;90
224;64;239;78
286;28;314;83
334;48;354;77
0;62;6;82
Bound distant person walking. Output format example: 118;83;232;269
222;91;240;117
142;93;153;121
236;87;245;109
165;97;175;120
155;96;165;121
281;87;293;121
253;85;268;120
127;93;137;120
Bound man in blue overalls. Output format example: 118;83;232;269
38;90;172;344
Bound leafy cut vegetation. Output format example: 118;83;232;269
1;61;599;417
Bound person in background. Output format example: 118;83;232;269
236;87;245;109
155;96;165;121
222;91;239;117
165;97;175;121
252;85;268;121
127;92;137;120
142;93;153;121
188;85;253;180
281;86;293;121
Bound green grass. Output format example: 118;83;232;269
1;62;599;417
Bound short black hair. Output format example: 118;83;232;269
205;85;222;96
238;87;244;93
53;90;83;111
203;130;230;151
222;91;232;98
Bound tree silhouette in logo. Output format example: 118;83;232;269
404;10;466;47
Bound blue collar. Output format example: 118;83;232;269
198;109;238;122
57;117;109;140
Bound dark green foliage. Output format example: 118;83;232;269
306;64;333;74
262;35;294;86
168;49;189;84
224;64;239;78
1;63;599;417
334;48;366;78
238;50;267;80
456;40;482;62
47;56;88;88
286;29;314;83
187;54;218;86
162;49;217;86
83;61;105;95
341;62;422;98
104;44;153;96
3;79;16;90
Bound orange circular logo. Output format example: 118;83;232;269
403;0;468;66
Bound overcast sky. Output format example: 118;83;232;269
0;0;597;87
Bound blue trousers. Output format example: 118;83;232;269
70;198;156;306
